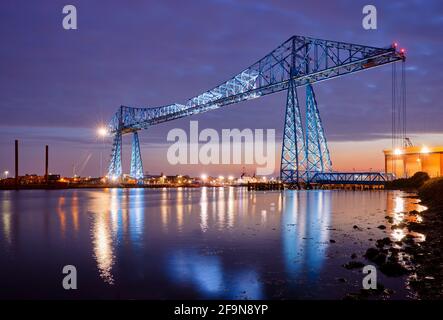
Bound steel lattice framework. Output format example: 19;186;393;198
130;132;144;179
305;83;332;181
280;77;306;184
107;35;405;182
311;172;395;185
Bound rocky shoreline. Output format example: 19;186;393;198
407;199;443;299
343;176;443;300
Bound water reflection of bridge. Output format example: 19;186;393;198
0;188;427;299
282;190;330;282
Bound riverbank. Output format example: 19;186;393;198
0;183;201;190
0;182;285;191
344;176;443;300
408;177;443;299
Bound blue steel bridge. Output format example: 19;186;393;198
106;35;405;185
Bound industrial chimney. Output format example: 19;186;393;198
45;145;49;183
15;140;18;184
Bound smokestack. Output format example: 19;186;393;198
15;140;18;184
45;145;49;183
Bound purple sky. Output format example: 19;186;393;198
0;0;442;177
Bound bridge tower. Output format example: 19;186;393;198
305;83;332;182
108;131;122;179
280;77;306;185
130;131;144;179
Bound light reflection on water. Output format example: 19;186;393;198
387;194;427;242
0;188;426;299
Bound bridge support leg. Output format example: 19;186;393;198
130;131;144;180
280;78;306;185
305;83;332;183
108;131;122;180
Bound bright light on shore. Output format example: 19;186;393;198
228;175;234;181
218;175;224;180
97;127;108;137
421;145;430;154
201;174;208;181
394;148;403;155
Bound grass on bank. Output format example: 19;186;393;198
385;172;430;190
418;177;443;205
385;171;442;205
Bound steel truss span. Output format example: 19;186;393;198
311;172;395;185
107;35;405;182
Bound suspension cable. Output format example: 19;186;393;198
392;63;396;149
401;60;406;147
391;60;407;150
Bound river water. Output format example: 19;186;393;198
0;188;426;299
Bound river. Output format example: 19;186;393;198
0;188;426;299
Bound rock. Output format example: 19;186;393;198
365;246;387;265
373;253;387;265
364;247;380;260
337;277;347;283
379;261;409;277
376;237;392;248
383;288;395;295
385;216;394;224
343;261;365;269
329;239;336;243
377;225;387;230
353;225;363;231
403;236;416;245
351;253;357;259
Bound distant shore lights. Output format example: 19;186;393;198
421;145;430;154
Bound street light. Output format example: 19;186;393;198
394;148;403;155
3;170;8;179
97;127;108;137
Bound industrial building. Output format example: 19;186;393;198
384;146;443;178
